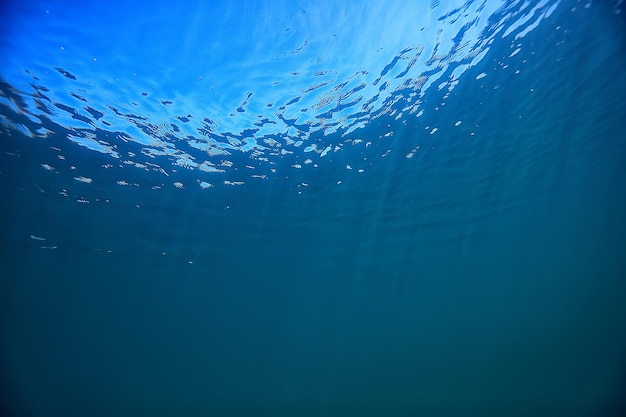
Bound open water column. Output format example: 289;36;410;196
1;0;625;416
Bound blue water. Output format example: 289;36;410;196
2;1;626;416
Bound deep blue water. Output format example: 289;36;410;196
1;1;626;416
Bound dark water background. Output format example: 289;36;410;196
2;2;626;416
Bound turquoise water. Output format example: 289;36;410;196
2;1;626;416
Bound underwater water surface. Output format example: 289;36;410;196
1;0;626;416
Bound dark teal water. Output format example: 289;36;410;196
2;2;626;417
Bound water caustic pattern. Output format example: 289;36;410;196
3;1;626;415
1;0;562;191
